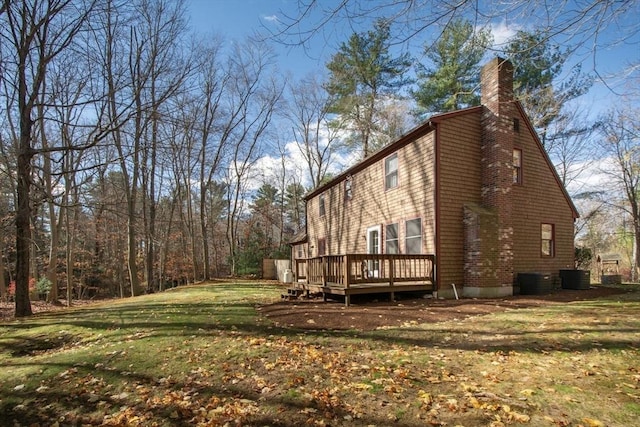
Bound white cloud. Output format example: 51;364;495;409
565;156;616;196
247;141;356;192
490;20;521;48
262;14;280;23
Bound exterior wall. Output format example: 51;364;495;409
291;242;308;261
436;113;483;292
306;132;436;258
511;111;575;278
438;58;575;297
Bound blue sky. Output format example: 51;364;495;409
187;0;333;77
186;0;639;194
186;0;639;108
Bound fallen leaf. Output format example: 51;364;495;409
418;390;433;407
520;388;535;396
582;417;605;427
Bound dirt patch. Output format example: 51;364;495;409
9;332;78;357
258;286;629;331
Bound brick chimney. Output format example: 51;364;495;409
464;58;515;297
481;57;515;289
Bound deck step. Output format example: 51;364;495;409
282;288;304;300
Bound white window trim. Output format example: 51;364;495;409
405;218;423;254
366;225;382;278
385;153;399;190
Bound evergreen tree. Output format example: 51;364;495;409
413;19;492;114
284;183;306;231
325;19;412;158
505;30;593;149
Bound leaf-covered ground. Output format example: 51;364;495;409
259;286;627;331
1;282;638;426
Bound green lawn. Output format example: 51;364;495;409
1;282;638;426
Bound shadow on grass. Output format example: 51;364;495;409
1;282;639;426
2;358;425;427
3;318;638;366
3;292;639;357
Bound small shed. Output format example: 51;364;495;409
262;258;291;282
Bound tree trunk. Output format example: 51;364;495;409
126;211;141;296
41;123;61;303
633;213;640;283
46;212;60;303
200;191;210;280
15;141;33;317
66;206;74;305
0;225;6;301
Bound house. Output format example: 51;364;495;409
292;57;578;302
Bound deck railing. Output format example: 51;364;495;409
294;253;435;289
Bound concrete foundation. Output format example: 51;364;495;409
462;285;513;298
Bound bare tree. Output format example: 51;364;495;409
170;97;199;283
1;0;98;317
548;109;600;190
223;42;283;275
0;203;7;301
192;37;230;281
598;108;640;280
36;48;93;304
95;0;190;296
287;74;343;188
136;0;191;292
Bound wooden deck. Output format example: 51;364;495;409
292;254;435;306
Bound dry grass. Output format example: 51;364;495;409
1;282;638;426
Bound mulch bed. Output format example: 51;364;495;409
258;286;630;331
1;286;630;330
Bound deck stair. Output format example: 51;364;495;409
282;287;304;300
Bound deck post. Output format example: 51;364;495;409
321;256;327;286
389;257;395;302
344;255;351;289
322;256;328;302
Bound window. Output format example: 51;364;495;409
513;117;520;133
541;223;554;257
344;175;353;201
385;223;399;254
513;149;522;184
319;194;326;217
385;153;398;190
405;218;422;254
317;238;326;256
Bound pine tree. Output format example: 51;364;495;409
325;19;412;158
413;19;492;114
505;30;593;149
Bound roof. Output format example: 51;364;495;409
288;229;308;245
598;253;622;262
303;102;580;219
